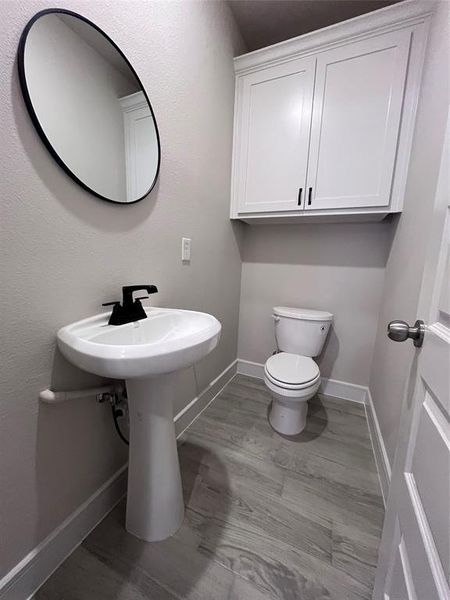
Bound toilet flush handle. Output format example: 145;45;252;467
272;315;280;323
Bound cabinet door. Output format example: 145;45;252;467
306;30;411;211
236;57;315;213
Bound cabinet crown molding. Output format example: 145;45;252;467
234;0;433;75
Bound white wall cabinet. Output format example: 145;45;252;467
306;30;411;211
230;2;432;223
237;56;315;213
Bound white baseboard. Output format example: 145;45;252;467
365;388;392;505
0;465;128;600
174;359;238;436
1;359;238;600
237;358;265;379
237;359;367;403
319;377;368;404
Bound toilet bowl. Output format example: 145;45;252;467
264;307;333;436
264;353;321;435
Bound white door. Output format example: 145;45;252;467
126;104;158;200
121;91;159;202
236;56;315;213
306;30;411;211
373;118;450;599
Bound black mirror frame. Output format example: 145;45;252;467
17;8;161;205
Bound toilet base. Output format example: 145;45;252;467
269;399;308;436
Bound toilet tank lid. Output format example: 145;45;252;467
273;306;333;321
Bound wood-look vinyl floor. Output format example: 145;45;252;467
36;375;384;600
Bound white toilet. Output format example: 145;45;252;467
264;306;333;436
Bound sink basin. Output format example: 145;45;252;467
58;307;221;378
57;306;221;542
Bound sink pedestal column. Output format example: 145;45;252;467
125;374;184;541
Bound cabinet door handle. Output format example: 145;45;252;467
298;188;303;206
308;187;313;206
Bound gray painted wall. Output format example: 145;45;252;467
0;0;244;578
368;0;449;465
238;222;392;385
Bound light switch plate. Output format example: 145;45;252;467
181;237;191;262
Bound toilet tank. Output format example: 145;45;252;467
273;306;333;357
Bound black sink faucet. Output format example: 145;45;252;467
103;285;158;325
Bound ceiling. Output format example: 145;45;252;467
228;0;401;52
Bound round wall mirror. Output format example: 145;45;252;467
18;9;161;204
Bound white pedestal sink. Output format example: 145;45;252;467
57;307;221;541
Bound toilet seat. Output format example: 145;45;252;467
264;353;320;390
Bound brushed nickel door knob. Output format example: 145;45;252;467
387;319;425;348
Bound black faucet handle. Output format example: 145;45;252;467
135;296;148;301
102;301;120;307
